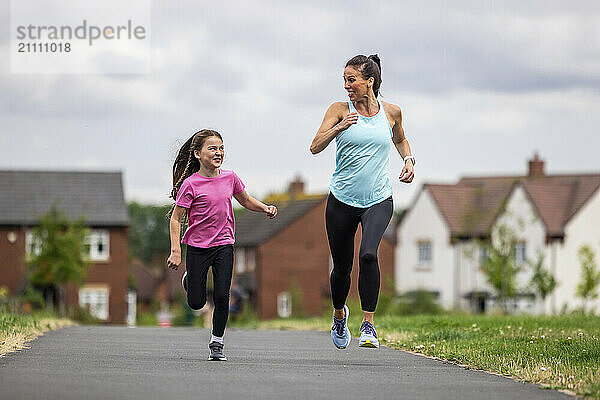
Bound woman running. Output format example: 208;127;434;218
310;54;415;349
167;129;277;361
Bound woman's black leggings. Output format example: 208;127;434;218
326;193;393;312
185;244;233;337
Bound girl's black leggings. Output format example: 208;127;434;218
185;244;233;337
326;193;393;312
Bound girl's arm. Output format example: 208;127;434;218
310;102;358;154
234;190;277;219
167;205;187;270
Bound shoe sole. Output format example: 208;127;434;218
208;356;227;361
359;340;379;348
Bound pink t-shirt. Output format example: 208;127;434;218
175;169;245;248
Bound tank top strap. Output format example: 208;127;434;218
378;100;393;137
348;100;356;113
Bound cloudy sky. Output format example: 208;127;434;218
1;0;599;208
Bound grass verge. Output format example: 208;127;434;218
0;311;75;357
256;313;600;399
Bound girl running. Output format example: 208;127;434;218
167;129;277;361
310;54;415;349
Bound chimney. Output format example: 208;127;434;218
288;175;305;199
528;153;545;179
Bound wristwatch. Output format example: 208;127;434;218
403;155;416;165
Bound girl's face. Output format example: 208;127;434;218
343;66;373;102
194;136;224;170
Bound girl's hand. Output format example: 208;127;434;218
265;205;278;219
399;160;414;183
338;112;359;131
167;251;182;270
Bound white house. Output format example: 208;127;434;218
396;155;600;314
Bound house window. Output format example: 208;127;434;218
86;230;109;261
418;241;432;265
277;292;291;318
78;285;109;320
479;246;489;265
235;247;246;273
514;241;526;264
25;230;42;257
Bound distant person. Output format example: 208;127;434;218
228;280;244;317
167;129;277;361
310;54;415;349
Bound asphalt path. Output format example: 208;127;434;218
0;326;572;400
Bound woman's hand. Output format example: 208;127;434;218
265;205;278;219
399;160;414;183
167;250;182;270
338;112;359;131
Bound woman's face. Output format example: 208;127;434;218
343;66;372;101
194;136;224;170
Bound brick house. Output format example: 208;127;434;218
234;179;395;319
0;170;130;323
396;155;600;314
131;260;186;313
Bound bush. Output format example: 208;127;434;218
137;311;158;326
229;301;259;328
19;286;45;311
171;298;195;327
396;290;444;315
69;306;100;324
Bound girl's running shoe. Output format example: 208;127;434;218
358;321;379;348
208;342;227;361
331;305;351;349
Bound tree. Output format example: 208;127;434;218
128;202;172;266
576;245;600;314
528;253;557;314
481;225;522;314
27;206;89;315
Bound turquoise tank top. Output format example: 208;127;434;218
329;100;393;208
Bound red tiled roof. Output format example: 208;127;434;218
521;175;600;236
426;173;600;238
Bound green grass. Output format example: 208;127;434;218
0;311;74;356
257;313;600;399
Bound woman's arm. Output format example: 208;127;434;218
234;190;277;218
167;205;187;270
389;104;415;183
310;102;358;154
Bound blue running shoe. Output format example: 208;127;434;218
359;321;379;348
331;305;351;349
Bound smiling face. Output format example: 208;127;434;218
194;136;224;170
344;66;374;101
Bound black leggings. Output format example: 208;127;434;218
326;193;393;312
185;244;233;337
